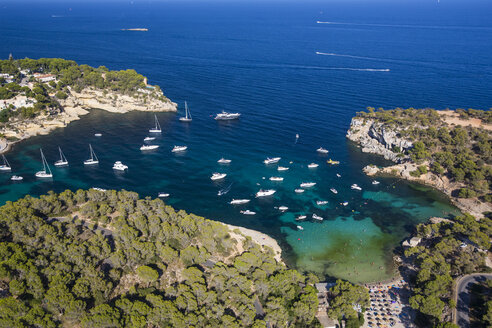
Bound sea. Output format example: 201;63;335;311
1;0;491;283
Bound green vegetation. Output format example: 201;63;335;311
0;190;319;327
469;279;492;328
356;108;491;202
402;214;491;326
327;280;369;328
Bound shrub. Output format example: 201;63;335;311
458;188;477;198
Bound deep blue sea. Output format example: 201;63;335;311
1;0;491;282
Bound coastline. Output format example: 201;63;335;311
0;87;177;154
226;223;283;262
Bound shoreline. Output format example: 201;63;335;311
226;224;283;262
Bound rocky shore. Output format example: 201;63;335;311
348;116;492;218
0;86;177;153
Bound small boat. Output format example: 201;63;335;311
278;206;288;211
144;137;156;142
269;176;284;182
316;200;329;206
211;173;227;181
372;180;380;185
172;145;187;152
330;188;338;194
317;147;329;154
256;189;276;197
179;101;192;122
300;182;316;188
149;114;162;133
84;144;99;165
327;159;340;165
217;158;232;164
35;149;53;178
297;225;304;231
295;188;305;193
0;154;11;171
140;144;159;151
240;210;256;215
308;163;319;168
264;157;281;164
218;183;233;196
277;166;289;171
113;161;128;171
54;146;69;167
215;111;241;120
11;175;23;181
351;184;362;191
336;173;341;178
92;187;107;192
296;133;299;139
342;202;349;206
94;133;102;137
295;215;307;221
230;199;250;205
312;214;323;221
158;192;170;198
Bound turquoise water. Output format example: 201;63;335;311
1;0;488;282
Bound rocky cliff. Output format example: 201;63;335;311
346;117;413;162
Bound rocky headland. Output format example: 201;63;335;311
347;108;492;218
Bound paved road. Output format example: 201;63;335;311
454;273;492;328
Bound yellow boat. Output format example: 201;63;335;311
327;159;340;165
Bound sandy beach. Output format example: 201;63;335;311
227;223;283;262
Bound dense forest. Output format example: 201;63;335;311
0;189;320;327
356;108;492;203
402;214;492;327
0;57;167;124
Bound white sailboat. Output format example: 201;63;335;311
0;154;11;171
35;149;53;178
149;114;162;133
84;144;99;165
179;101;192;122
54;146;68;167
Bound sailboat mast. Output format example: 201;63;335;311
2;154;9;167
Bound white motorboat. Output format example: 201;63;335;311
84;144;99;165
277;166;289;171
297;225;304;231
336;173;341;178
317;147;329;154
295;188;305;193
0;154;11;171
140;144;159;151
316;200;329;206
92;187;107;192
149;114;162;133
54;146;69;167
330;188;338;194
211;173;227;181
351;184;362;191
342;202;349;206
113;161;128;171
215;111;241;120
11;175;23;181
264;157;281;164
158;192;170;198
278;206;288;211
269;176;284;182
300;182;316;188
312;214;323;221
217;158;232;164
179;101;192;122
144;137;155;142
94;133;102;137
307;163;319;168
295;215;307;221
240;210;256;215
256;189;276;197
35;149;53;178
230;199;250;205
372;180;380;185
172;145;187;152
